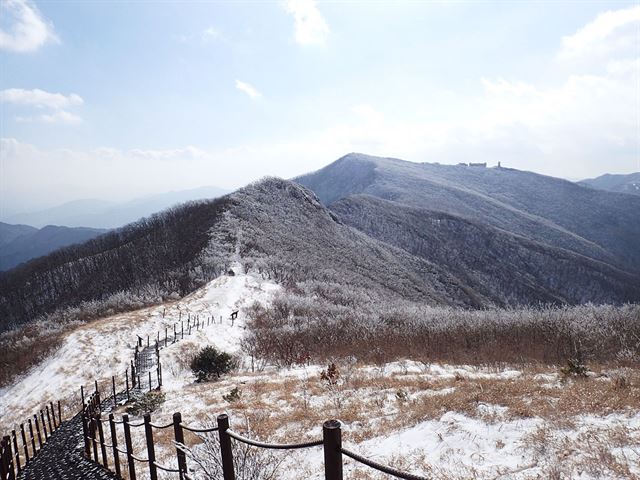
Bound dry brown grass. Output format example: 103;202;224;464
164;363;640;446
60;361;639;480
0;323;67;388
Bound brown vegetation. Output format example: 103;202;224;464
243;289;640;368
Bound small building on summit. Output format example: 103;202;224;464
469;162;487;167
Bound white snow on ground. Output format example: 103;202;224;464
282;410;640;480
0;266;280;431
2;265;639;479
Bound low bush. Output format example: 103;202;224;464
126;390;166;416
561;358;589;378
222;386;242;403
190;346;235;382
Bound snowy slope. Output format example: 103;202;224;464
0;267;280;431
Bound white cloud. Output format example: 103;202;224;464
16;110;83;125
0;88;83;109
1;88;84;125
201;26;221;41
129;146;209;161
235;80;262;99
0;0;59;52
558;5;640;62
284;0;329;46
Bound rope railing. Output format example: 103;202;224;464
78;395;430;480
149;421;175;430
341;447;428;480
126;421;145;428
0;400;68;480
227;429;323;450
130;454;150;463
179;424;219;434
153;461;181;473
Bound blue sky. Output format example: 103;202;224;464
1;0;639;214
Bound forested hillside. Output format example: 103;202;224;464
0;199;233;331
332;194;640;305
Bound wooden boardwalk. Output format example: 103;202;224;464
17;412;117;480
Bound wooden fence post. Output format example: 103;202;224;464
0;436;7;480
82;413;91;458
58;401;62;426
126;369;131;402
149;371;152;392
109;414;121;478
11;430;20;474
49;401;57;429
7;435;15;480
181;321;184;339
46;405;53;433
91;417;99;463
96;416;108;468
28;419;36;454
217;414;235;480
3;435;15;480
40;410;48;441
33;415;42;449
131;361;137;388
112;376;117;407
19;424;29;464
143;414;158;480
0;436;8;480
123;414;137;480
172;412;187;478
323;420;343;480
165;327;168;347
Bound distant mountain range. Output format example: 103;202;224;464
579;172;640;196
0;223;106;271
2;186;229;229
1;154;638;331
296;154;640;303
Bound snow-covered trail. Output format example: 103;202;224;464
0;269;279;432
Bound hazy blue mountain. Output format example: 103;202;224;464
0;223;37;249
579;172;640;196
4;186;229;229
0;223;107;271
296;153;640;275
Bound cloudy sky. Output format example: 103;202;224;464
0;0;638;215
